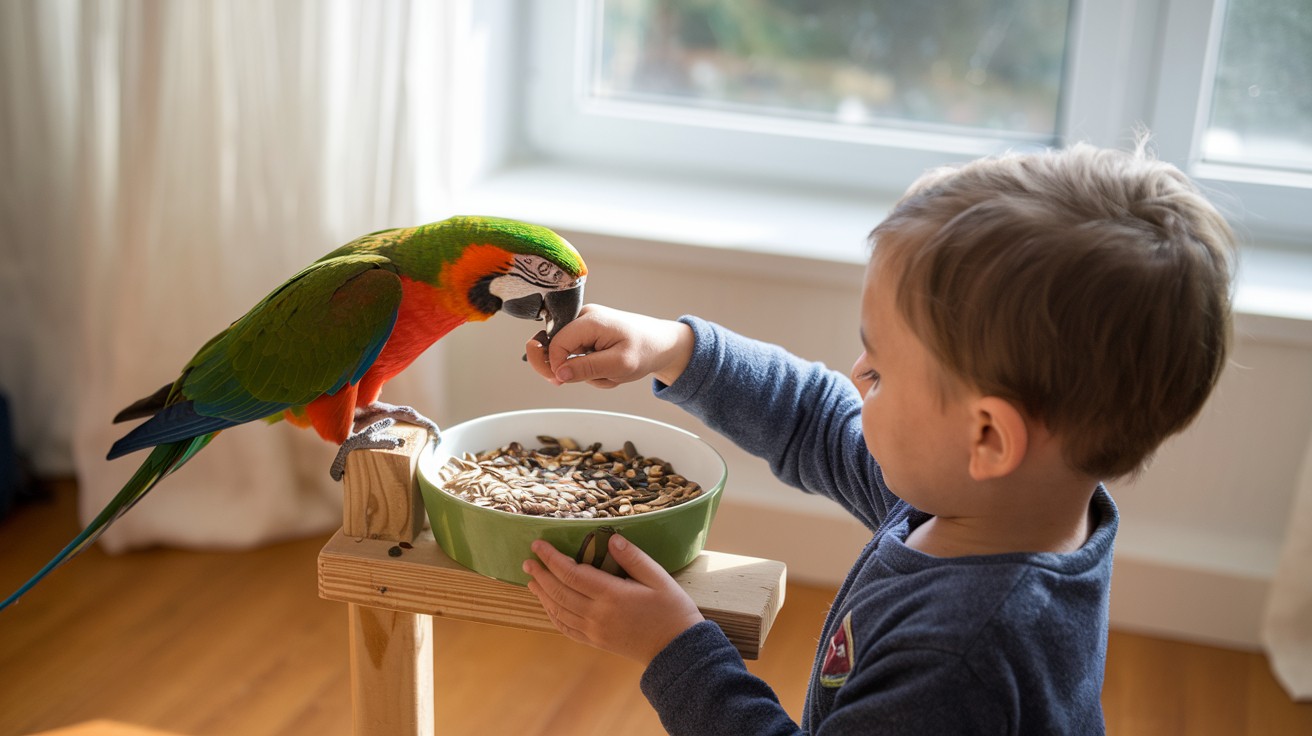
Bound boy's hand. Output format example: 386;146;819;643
525;304;694;388
523;534;705;664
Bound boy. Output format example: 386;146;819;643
521;143;1236;734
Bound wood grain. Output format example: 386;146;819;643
26;721;188;736
3;480;1311;736
331;419;781;735
329;420;785;661
348;605;433;736
341;424;429;543
319;530;786;660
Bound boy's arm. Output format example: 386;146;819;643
528;308;896;529
654;316;896;530
527;533;1011;735
643;616;1008;736
642;621;804;735
525;526;805;735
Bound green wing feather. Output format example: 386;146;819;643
4;254;410;612
109;254;404;457
3;215;589;613
183;254;404;414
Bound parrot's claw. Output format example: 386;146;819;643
330;404;444;481
353;401;442;440
330;418;405;482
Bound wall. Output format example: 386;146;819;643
437;229;1312;651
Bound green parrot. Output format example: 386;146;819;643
0;215;586;611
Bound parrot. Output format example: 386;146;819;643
0;215;587;611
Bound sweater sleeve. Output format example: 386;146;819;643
641;621;803;736
654;316;897;530
641;624;1009;736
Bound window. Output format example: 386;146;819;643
1203;0;1312;173
592;0;1072;142
523;0;1312;245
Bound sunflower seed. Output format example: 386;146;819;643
436;437;704;519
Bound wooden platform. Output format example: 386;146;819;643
315;422;787;735
4;480;1312;735
319;529;786;659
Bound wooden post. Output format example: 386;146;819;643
322;422;787;734
341;424;434;736
348;605;433;736
342;424;427;543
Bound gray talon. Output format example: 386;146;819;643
354;401;441;438
332;403;445;481
330;418;404;481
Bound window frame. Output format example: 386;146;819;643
1151;0;1312;245
518;0;1311;244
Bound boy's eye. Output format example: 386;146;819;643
856;369;881;385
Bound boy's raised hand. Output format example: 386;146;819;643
523;534;705;664
525;304;694;388
523;305;703;661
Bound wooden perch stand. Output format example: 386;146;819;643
317;423;788;736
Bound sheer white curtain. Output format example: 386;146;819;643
1;0;450;551
1264;434;1312;700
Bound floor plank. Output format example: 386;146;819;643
27;721;188;736
2;479;1309;735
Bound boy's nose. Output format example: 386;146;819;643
849;354;870;387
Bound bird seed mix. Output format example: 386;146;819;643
432;436;703;518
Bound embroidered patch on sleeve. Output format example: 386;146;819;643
819;611;855;688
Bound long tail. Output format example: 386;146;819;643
0;434;216;612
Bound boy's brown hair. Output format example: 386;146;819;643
870;142;1236;479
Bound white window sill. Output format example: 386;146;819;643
455;162;1312;347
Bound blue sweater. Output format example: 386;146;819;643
640;317;1116;735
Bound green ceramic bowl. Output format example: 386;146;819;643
417;408;727;586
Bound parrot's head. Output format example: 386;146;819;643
443;216;588;342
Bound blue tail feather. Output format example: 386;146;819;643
1;435;213;612
107;402;240;460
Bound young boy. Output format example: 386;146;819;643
521;143;1236;734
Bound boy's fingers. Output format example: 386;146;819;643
524;333;558;383
526;578;592;637
547;340;580;374
607;534;672;588
543;312;602;369
524;557;592;612
531;540;612;597
554;350;630;385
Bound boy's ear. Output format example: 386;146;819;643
968;397;1028;481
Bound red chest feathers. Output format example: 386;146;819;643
359;277;465;393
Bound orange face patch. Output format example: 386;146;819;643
438;244;516;319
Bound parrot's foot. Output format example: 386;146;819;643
330;418;404;482
330;404;444;481
354;401;442;440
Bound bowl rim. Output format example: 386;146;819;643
418;408;727;526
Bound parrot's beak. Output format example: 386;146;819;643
501;281;585;346
502;294;546;320
543;282;585;342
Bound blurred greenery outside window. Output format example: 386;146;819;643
1204;0;1311;173
593;0;1072;143
520;1;1311;249
589;0;1311;174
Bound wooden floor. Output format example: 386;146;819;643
1;480;1309;736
